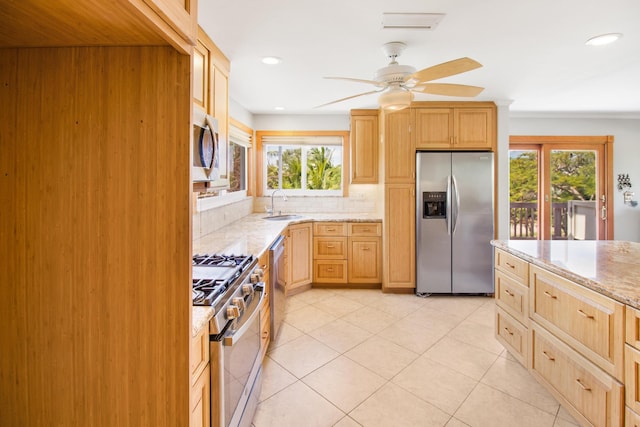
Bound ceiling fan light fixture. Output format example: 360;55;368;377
379;87;413;111
585;33;622;46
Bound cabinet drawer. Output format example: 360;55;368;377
260;305;270;360
495;249;529;284
495;307;527;367
190;324;209;383
314;237;347;259
313;260;347;284
531;324;624;427
495;270;528;323
626;406;640;427
530;265;624;380
313;222;347;237
348;222;381;237
190;363;210;427
626;305;640;348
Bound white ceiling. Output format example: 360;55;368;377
199;0;640;116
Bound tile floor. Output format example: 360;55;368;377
252;288;579;427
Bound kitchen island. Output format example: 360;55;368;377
491;239;640;427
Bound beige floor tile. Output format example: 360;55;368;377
403;305;467;331
445;418;471;427
393;356;477;416
481;356;560;415
333;416;362;427
344;335;418;380
556;405;580;425
448;319;505;355
308;318;373;353
424;337;499;380
268;321;303;350
259;356;297;402
268;335;339;378
341;305;400;334
454;383;556;427
377;317;450;354
553;417;580;427
283;304;337;333
372;295;425;318
426;295;489;318
252;381;344;427
303;356;386;412
350;382;450;427
284;296;309;314
340;288;389;306
312;294;365;317
289;288;336;305
465;301;496;329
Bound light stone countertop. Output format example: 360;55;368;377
491;239;640;309
192;212;382;336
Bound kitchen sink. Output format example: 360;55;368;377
262;214;303;221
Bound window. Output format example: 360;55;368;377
256;132;350;196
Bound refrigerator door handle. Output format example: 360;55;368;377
446;175;452;235
451;175;460;235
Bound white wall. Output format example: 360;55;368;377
509;114;640;242
253;114;349;131
229;98;254;128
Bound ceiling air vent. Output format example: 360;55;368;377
382;13;445;30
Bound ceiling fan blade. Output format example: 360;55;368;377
413;83;484;97
314;89;383;108
324;76;384;87
407;57;482;84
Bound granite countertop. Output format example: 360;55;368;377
492;239;640;309
192;212;382;336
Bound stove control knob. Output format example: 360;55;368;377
232;297;246;312
254;267;265;277
226;305;240;320
242;284;255;297
250;272;263;284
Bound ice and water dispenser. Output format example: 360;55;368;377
422;191;446;219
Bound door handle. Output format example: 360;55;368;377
601;205;607;220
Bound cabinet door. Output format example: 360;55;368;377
288;223;312;291
193;40;209;111
454;107;494;149
384;184;415;289
351;112;379;184
414;108;453;149
189;364;210;427
348;237;381;283
384;109;414;183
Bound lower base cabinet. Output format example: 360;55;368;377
190;324;210;427
495;307;527;366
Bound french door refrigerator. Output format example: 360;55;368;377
416;151;494;295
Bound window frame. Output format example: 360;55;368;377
255;130;350;197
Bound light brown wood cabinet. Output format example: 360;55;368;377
143;0;198;44
625;306;640;422
414;105;495;150
384;184;415;290
384;109;414;184
350;110;379;184
494;248;530;366
190;325;210;427
347;223;382;284
313;222;348;284
286;223;313;294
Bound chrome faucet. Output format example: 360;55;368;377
269;189;287;216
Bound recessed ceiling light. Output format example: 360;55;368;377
585;33;623;46
274;106;285;111
262;56;282;65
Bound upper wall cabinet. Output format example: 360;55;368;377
384;109;414;184
194;27;230;163
350;110;379;184
413;103;496;151
142;0;198;45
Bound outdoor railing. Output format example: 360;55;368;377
510;202;568;240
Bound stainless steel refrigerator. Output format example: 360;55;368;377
416;152;494;295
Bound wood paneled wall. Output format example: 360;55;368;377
0;46;191;426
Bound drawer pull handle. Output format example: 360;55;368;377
326;244;335;248
577;309;594;319
505;262;515;269
575;378;591;391
327;228;336;232
262;331;269;338
542;351;555;361
504;289;515;297
543;291;557;300
362;247;371;251
503;327;514;336
327;268;334;272
362;228;370;232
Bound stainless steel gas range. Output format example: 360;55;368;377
192;254;265;427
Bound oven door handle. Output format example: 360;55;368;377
223;288;264;346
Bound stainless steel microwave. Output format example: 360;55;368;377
193;107;229;189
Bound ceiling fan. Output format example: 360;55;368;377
317;42;484;111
